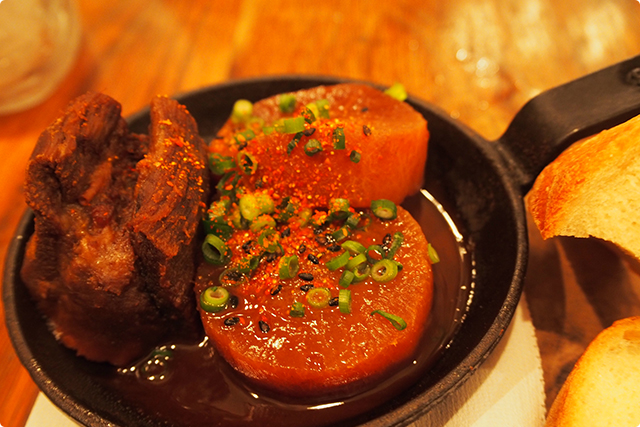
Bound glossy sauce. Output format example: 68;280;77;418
100;189;474;427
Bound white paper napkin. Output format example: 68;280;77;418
26;299;546;427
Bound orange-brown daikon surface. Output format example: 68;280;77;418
195;206;433;399
209;83;429;208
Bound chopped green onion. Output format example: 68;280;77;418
352;263;371;282
250;214;276;232
231;99;253;123
332;127;346;149
331;226;350;242
305;103;320;121
341;240;366;255
287;132;303;155
346;253;367;271
371;259;399;282
239;193;274;221
262;125;275;135
428;243;440;264
216;172;241;199
237;150;258;175
290;301;305;317
208;153;236;175
328;198;350;221
371;309;407;330
257;228;281;253
315;99;330;119
339;270;354;288
233;129;255;148
219;268;245;286
202;234;230;266
279;93;296;113
306;287;331;308
234;256;261;274
301;106;316;124
274;197;299;223
282;117;306;134
384;82;407;102
371;199;397;220
326;250;350;271
349;150;361;163
365;244;385;264
385;232;404;259
304;139;323;156
279;255;299;279
200;286;230;312
338;289;351;314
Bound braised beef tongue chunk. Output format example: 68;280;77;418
21;92;209;366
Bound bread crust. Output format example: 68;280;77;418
545;316;640;426
526;114;640;259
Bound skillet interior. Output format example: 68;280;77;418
3;76;526;426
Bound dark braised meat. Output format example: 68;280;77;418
21;92;209;366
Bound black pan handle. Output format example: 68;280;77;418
496;55;640;194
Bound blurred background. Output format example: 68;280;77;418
1;1;640;426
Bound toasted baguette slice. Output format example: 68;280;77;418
545;316;640;427
526;114;640;260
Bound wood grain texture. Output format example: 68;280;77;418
1;0;639;426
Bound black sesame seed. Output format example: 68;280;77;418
300;284;314;292
224;270;243;283
313;227;324;235
259;320;270;333
229;295;239;309
282;227;291;237
263;252;279;263
298;243;307;254
328;297;339;307
242;240;256;254
307;253;319;264
361;106;369;113
303;127;316;137
270;284;283;295
298;272;314;281
224;317;240;326
363;125;372;136
327;244;341;252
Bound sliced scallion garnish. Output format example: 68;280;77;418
279;255;300;279
383;82;407;102
250;214;276;232
371;199;397;220
338;289;351;314
231;99;253;123
200;286;230;312
301;106;316;124
332;127;346;149
328;198;350;221
385;231;404;259
346;253;367;271
315;99;330;119
326;251;350;271
371;309;407;330
287;132;303;155
365;244;385;264
282;117;306;134
202;234;230;266
290;301;305;317
279;93;297;113
341;240;366;255
339;270;355;288
306;287;331;308
237;150;258;175
428;243;440;264
208;153;236;175
371;259;399;282
304;139;323;156
349;150;361;163
352;263;371;282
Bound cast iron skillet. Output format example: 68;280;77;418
5;55;640;426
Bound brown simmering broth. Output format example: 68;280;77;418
97;189;473;427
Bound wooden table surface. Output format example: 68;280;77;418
2;1;640;426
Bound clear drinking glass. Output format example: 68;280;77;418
0;0;81;114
